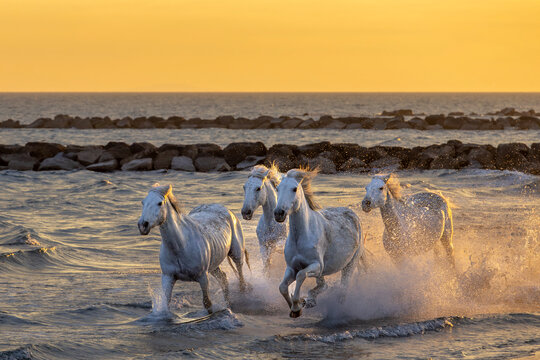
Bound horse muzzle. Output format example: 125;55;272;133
361;199;372;213
138;221;150;235
241;208;253;220
274;209;287;223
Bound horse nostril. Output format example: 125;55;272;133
364;200;371;206
143;221;149;228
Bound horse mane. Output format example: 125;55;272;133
383;173;403;201
286;166;321;211
249;163;281;189
151;184;183;214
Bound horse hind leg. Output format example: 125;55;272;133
440;217;456;272
197;272;213;314
228;215;249;292
338;250;360;304
210;267;231;307
305;277;327;308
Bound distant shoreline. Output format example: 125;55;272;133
1;108;539;131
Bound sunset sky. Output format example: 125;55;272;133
1;0;539;92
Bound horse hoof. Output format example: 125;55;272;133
305;298;316;308
289;309;302;318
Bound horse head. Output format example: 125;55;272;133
362;173;401;212
138;183;173;235
274;167;320;223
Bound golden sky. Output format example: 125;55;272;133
1;0;539;92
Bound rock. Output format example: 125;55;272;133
76;148;104;165
194;156;230;172
515;116;540;130
236;156;266;170
0;119;21;128
25;142;66;160
425;124;444;130
86;159;118;172
297;119;316;129
425;114;446;126
0;144;24;155
323;120;346;129
91;117;116;129
385;119;411;129
223;142;267;167
130;142;157;154
299;142;332;158
339;157;367;172
307;156;337;174
39;153;83;171
27;118;49;128
429;155;463;169
498;107;519;116
196;143;223;158
369;156;402;170
121;158;153;171
381;109;413;116
228;118;257;129
496;143;529;170
115;117;133;128
171;156;196;171
132;117;155;129
154;149;179;169
331;143;364;160
408;117;427;130
281;118;303;129
266;144;300;171
443;117;465;130
71;117;93;129
47;114;71;128
372;119;389;130
104;142;132;159
448;112;464;116
5;154;38;171
467;147;495;168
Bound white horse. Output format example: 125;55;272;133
362;174;455;268
274;168;364;318
138;184;250;314
241;164;288;275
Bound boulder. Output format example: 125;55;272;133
114;117;133;128
339;157;367;172
372;118;389;130
331;143;364;160
38;153;83;171
104;142;132;159
154;149;179;169
76;148;104;165
130;142;157;154
429;155;463;169
297;119;316;129
86;159;118;172
369;156;402;170
223;142;267;167
496;143;529;170
298;142;332;158
171;156;196;171
236;156;266;170
408;117;427;130
0;144;24;155
467;147;495;168
323;120;346;129
448;112;465;116
281;118;303;129
132;117;155;129
425;114;446;126
381;109;413;116
442;117;465;130
307;156;337;174
25;142;66;160
5;154;38;171
194;156;231;172
71;117;93;129
265;144;300;171
27;118;50;128
91;117;116;129
385;119;411;129
47;114;71;128
0;119;21;128
515;116;540;130
121;158;153;171
196;143;224;158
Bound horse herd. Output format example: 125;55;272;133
138;164;455;318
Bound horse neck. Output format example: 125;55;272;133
380;191;403;234
159;201;188;250
261;181;278;224
288;193;314;241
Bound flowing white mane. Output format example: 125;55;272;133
286;167;321;211
249;163;281;189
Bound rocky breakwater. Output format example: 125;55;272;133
1;108;539;130
1;141;539;175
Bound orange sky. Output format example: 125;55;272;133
1;0;539;92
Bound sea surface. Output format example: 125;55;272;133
1;92;540;124
0;94;539;359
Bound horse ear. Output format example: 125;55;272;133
382;174;393;183
154;184;173;198
152;182;161;187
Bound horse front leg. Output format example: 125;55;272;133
279;267;295;309
198;272;213;313
161;274;176;311
290;262;321;318
306;277;327;308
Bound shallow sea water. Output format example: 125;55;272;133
0;169;538;359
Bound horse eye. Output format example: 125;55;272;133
293;187;297;192
256;187;261;191
379;187;384;190
158;201;163;206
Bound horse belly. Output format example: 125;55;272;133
322;240;358;275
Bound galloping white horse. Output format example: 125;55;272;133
274;168;364;318
138;184;250;314
241;164;288;275
362;174;455;268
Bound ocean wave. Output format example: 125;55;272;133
0;312;43;326
275;316;459;343
0;344;63;360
